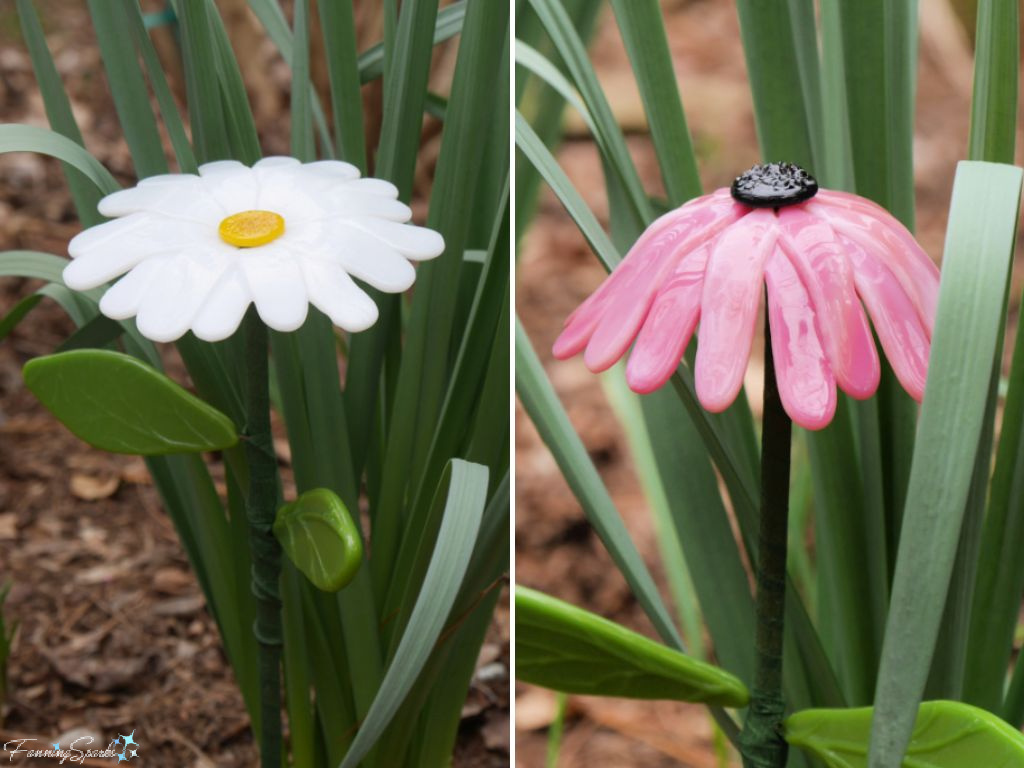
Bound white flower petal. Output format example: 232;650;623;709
192;268;252;342
196;161;260;211
318;190;411;222
98;258;164;320
198;160;249;177
65;215;210;289
98;176;222;221
258;161;364;206
239;245;309;332
254;156;306;209
351;218;445;261
204;173;259;213
138;173;197;186
254;156;301;171
301;259;379;332
134;251;228;342
349;178;399;199
259;183;321;221
300;160;361;182
316;223;416;292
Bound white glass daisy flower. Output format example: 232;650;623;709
63;156;445;342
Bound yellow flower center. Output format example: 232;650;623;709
218;210;285;248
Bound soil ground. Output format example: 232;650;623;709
0;2;508;766
515;1;1024;766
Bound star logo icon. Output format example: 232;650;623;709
114;730;139;762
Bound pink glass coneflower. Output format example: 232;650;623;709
552;163;939;430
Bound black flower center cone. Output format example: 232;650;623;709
731;162;818;208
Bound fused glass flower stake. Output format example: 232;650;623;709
61;157;448;767
553;160;938;768
739;313;791;768
729;165;814;768
242;306;283;768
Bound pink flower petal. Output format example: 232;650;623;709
625;244;709;393
695;208;777;412
777;206;879;399
580;193;743;372
838;231;930;401
562;194;723;334
810;191;939;335
763;246;837;430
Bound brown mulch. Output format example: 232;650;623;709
0;2;508;766
515;1;1022;766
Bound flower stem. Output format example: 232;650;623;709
739;306;791;768
243;308;283;767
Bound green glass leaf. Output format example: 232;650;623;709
786;700;1024;767
23;349;237;456
515;586;750;707
273;489;363;593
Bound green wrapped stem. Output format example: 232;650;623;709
739;308;791;768
243;308;283;766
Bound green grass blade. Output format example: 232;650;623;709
123;0;198;174
174;0;231;162
16;0;104;226
343;0;446;485
839;0;918;223
968;0;1018;163
786;0;825;172
289;0;314;161
318;0;366;168
370;0;508;598
817;0;854;190
514;111;619;271
806;401;888;706
407;182;510;520
961;0;1021;714
375;0;440;195
87;0;168;178
869;161;1023;767
735;0;814;169
357;2;466;84
280;564;317;767
516;319;683;650
928;0;1019;703
0;124;119;195
1004;659;1024;726
301;587;358;764
839;0;920;537
382;0;397;80
514;41;593;134
606;373;754;681
514;0;603;245
245;0;333;154
547;693;569;768
525;0;652;225
608;0;701;205
149;451;260;722
206;5;261;164
602;371;708;661
270;318;382;723
338;460;488;768
409;586;503;766
0;249;159;369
